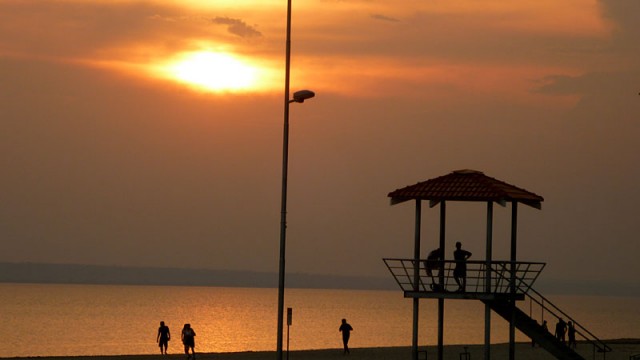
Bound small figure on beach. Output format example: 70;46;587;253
554;318;567;344
453;242;472;292
424;248;443;290
157;321;171;354
339;318;353;355
532;320;548;347
567;321;576;348
181;323;196;359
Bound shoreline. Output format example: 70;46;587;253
6;340;640;360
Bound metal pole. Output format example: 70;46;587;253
509;202;518;360
438;201;446;360
276;0;293;359
412;199;422;360
286;307;292;360
484;201;493;360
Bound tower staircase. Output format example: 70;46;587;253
514;286;611;360
383;258;612;360
484;299;583;360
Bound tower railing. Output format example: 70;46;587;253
384;258;612;359
383;258;545;295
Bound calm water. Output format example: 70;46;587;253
0;283;638;357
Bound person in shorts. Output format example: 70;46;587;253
453;242;472;292
181;323;196;359
157;321;171;354
339;318;353;354
424;248;443;290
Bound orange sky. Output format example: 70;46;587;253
0;0;613;98
0;0;639;293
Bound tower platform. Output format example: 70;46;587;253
383;258;544;300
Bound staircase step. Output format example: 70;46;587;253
483;299;586;360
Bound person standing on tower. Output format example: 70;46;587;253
453;242;472;292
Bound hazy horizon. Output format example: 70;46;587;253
1;262;637;297
1;0;639;294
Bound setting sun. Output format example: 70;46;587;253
158;51;262;92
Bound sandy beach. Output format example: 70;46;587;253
9;341;640;360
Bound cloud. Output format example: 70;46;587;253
211;17;262;38
599;0;640;60
370;14;400;22
533;74;585;95
149;14;178;22
534;72;631;96
0;1;198;60
532;0;640;97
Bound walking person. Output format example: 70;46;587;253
181;323;196;359
532;320;548;347
554;318;567;344
567;321;577;348
339;319;353;355
157;321;171;354
453;242;472;292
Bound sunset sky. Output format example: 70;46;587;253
1;0;638;293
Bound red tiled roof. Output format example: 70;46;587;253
388;169;544;209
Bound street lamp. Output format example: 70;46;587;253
276;2;315;360
291;90;315;103
276;88;314;358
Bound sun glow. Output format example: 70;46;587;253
158;51;263;92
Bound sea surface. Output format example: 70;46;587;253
0;283;638;358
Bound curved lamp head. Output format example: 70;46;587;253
291;89;315;103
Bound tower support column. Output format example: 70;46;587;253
412;200;422;360
484;202;494;360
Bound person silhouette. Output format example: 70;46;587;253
567;321;576;348
181;323;196;359
554;318;567;344
424;248;443;290
339;318;353;355
532;320;549;347
157;321;171;354
453;242;472;292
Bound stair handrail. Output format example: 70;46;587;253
491;265;612;357
524;286;612;355
492;261;545;295
385;258;612;358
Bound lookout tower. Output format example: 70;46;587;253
383;170;610;360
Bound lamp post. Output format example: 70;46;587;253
276;1;315;359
